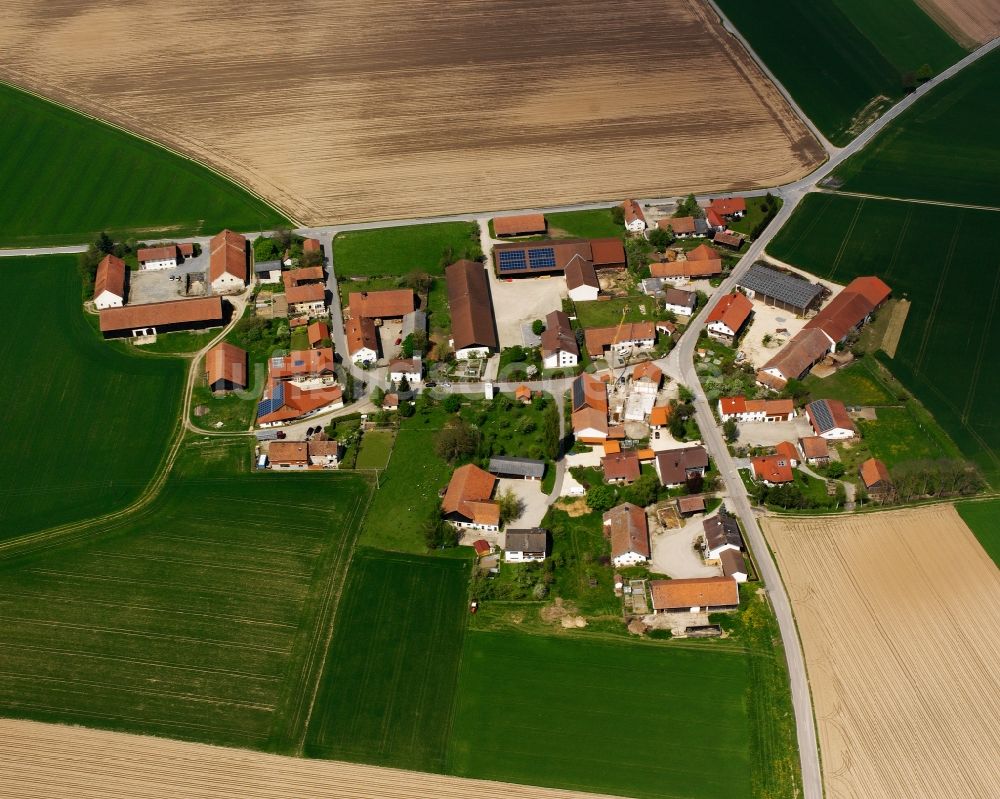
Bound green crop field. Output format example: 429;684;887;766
333;222;481;278
769;193;1000;484
833;48;1000;206
0;438;370;751
0;256;186;542
0;83;288;247
304;548;470;770
545;209;623;239
714;0;960;145
449;632;752;798
957;499;1000;568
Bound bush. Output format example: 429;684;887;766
531;319;545;336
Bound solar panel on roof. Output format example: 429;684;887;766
497;250;528;271
810;400;835;432
572;377;584;410
257;382;286;418
294;359;305;366
528;247;557;269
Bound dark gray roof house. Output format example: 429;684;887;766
488;456;546;480
254;259;282;275
402;309;427;338
702;514;743;552
504;528;548;556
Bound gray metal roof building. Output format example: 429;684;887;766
402;310;427;338
737;263;823;314
488;456;546;479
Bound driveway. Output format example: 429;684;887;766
497;478;548;528
650;513;721;578
737;417;812;447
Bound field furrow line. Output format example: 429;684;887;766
88;551;313;580
882;204;912;281
827;198;864;282
959;259;1000;424
913;212;963;371
24;568;303;601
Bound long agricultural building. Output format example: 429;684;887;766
493;238;625;277
737;263;823;314
99;296;226;338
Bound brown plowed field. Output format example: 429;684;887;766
0;718;628;799
0;0;823;225
763;506;1000;799
914;0;1000;47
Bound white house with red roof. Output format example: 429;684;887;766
706;293;753;344
622;199;647;232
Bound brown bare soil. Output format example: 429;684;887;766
0;0;823;226
0;717;627;799
762;506;1000;799
914;0;1000;47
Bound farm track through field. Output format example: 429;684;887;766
960;263;1000;424
827;198;865;281
883;205;912;281
913;213;963;370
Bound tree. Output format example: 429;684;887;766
782;379;809;404
624;237;649;275
399;402;415;418
398;376;411;394
372;386;385;408
677;384;694;403
435;419;479;463
610;205;625;226
300;248;324;267
676;194;704;218
916;63;933;82
423;510;457;549
404;270;433;294
826;461;846;479
443;394;462;413
669;412;687;441
762;333;773;347
531;319;545;336
624;473;658;508
496;488;525;525
648;226;673;249
586;484;617;512
723;418;738;443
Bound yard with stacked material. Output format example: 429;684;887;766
762;507;1000;799
0;255;186;545
0;83;287;246
715;0;963;144
0;0;821;224
833;47;1000;206
768;193;1000;485
304;549;470;770
0;439;370;752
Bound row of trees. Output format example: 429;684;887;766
889;459;984;503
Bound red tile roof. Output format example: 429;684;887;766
349;289;415;319
687;243;723;262
632;361;663;384
602;450;641;482
540;310;579;359
209;229;247;283
775;441;798;462
706;208;725;229
604;502;650;559
269;441;308;465
137;245;178;263
346;316;378;355
650;576;738;610
761;328;833;381
650;259;721;279
94;254;126;301
589;237;626;266
658;216;696;235
860;457;892;489
806;398;857;436
303;238;321;253
99;296;223;333
268;347;335;379
257;383;343;425
799;436;830;459
284;266;325;287
205;342;247;389
307;321;330;347
623;199;646;226
584;322;656;357
706;292;753;332
708;197;747;217
493;213;546;236
442;464;498;525
286;281;326;305
447;260;498;352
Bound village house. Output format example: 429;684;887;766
603;502;650;567
540;309;580;369
208;229;248;293
650;576;739;614
806;398;857;440
307;321;330;349
255;260;282;284
657;215;708;238
719;549;749;583
285;282;327;317
503;528;547;562
388;357;422;385
570;373;609;444
205;341;247;392
99;296;225;339
707;197;746;221
303;238;322;256
308;439;340;468
654;445;709;487
602;450;641;484
651;259;722;282
758;328;835;389
446;260;498;359
348;289;415;321
705;292;753;345
713;231;745;250
622;199;647;232
631;362;663;397
257;382;343;427
677;495;705;516
137;244;179;270
514;385;532;404
442;463;500;533
702;513;743;561
799;436;830;466
382;393;400;411
488;456;545;481
662;287;697;317
493;238;625;279
737;263;823;315
493;213;547;237
649;405;671;431
860;457;894;500
346;316;379;364
717;396;795;423
775;441;799;467
584;322;656;359
269;348;335;380
267;441;309;470
565;259;600;302
750;454;795;486
93;254;127;310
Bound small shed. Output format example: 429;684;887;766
488;456;545;480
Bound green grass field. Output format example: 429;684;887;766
0;83;288;247
304;548;470;770
449;631;753;798
833;48;1000;206
0;438;370;751
355;430;395;470
714;0;960;145
0;256;186;542
956;499;1000;568
574;296;664;329
769;193;1000;484
332;222;480;278
804;359;897;406
545;209;623;239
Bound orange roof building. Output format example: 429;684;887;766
602;450;641;484
257;382;343;427
205;342;247;392
799;436;830;463
603;503;650;566
268;347;335;380
650;576;739;612
706;293;753;341
650;259;722;280
442;464;499;530
860;457;893;496
307;321;330;348
622;199;647;230
571;373;609;443
751;454;795;485
93;254;127;309
349;289;415;320
346;316;378;362
99;296;224;338
303;238;322;254
649;405;672;428
584;322;656;358
209;229;248;290
515;385;532;403
493;213;547;237
707;197;747;219
775;441;799;464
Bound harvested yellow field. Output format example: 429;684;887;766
763;506;1000;799
0;0;823;225
914;0;1000;47
0;718;627;799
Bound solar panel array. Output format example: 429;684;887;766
497;250;527;272
738;264;822;309
809;399;834;432
257;382;286;418
572;377;585;410
528;247;556;269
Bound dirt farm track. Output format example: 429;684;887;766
763;506;1000;799
0;0;823;225
0;718;630;799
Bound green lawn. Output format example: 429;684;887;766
545;209;623;239
332;222;481;278
132;328;221;355
0;438;370;751
854;404;962;469
769;193;1000;485
726;196;782;237
0;256;186;543
804;359;897;406
714;0;960;145
355;430;395;470
833;47;1000;206
0;83;288;247
956;499;1000;569
304;548;470;770
574;296;663;329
